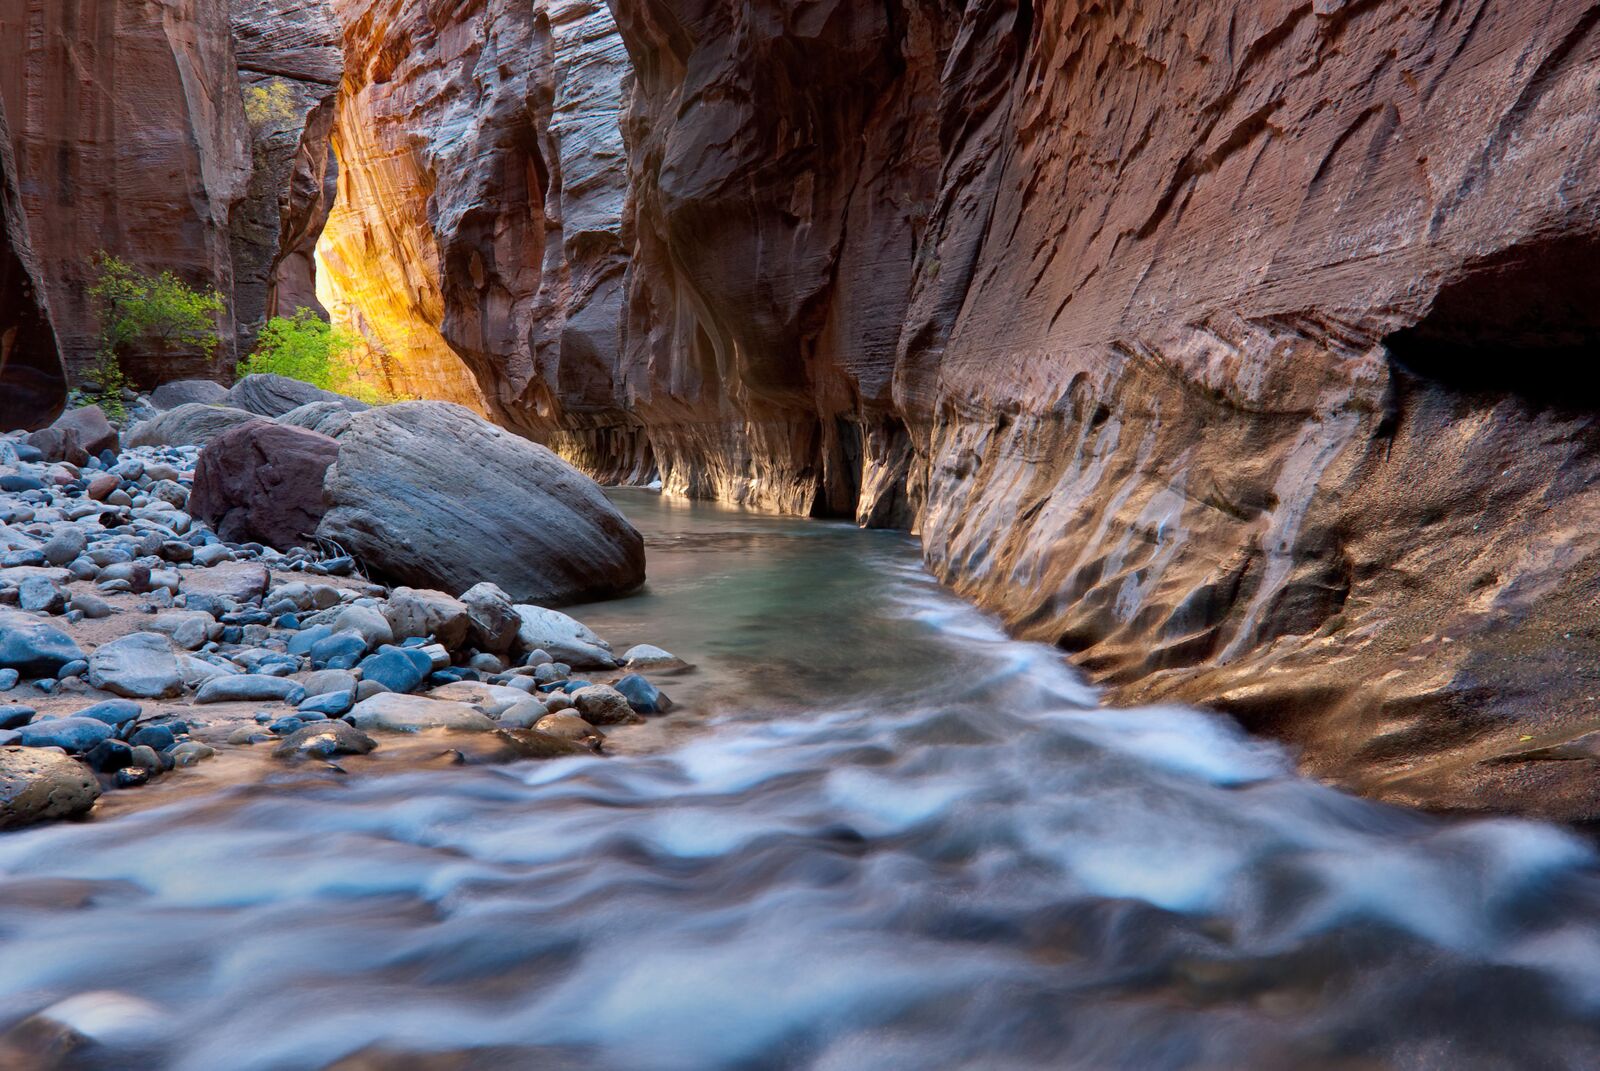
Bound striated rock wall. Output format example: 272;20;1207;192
1;92;64;430
0;0;254;384
317;0;632;418
600;0;1600;818
229;0;345;356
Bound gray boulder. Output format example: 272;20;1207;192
151;379;230;410
87;633;185;699
125;404;265;448
513;605;616;668
316;402;644;603
1;747;101;830
229;374;369;418
276;401;355;438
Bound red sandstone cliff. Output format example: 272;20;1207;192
1;92;63;430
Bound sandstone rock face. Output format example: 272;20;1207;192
0;0;253;383
190;420;340;548
0;93;64;431
228;0;345;354
595;0;1600;818
317;402;645;603
316;0;630;422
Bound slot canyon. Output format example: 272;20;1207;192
6;0;1600;817
8;2;1600;1063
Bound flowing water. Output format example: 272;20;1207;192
5;490;1600;1069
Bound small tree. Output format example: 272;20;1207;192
238;309;384;403
85;254;224;417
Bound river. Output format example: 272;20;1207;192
3;489;1599;1069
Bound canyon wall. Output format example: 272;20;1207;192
0;0;252;383
0;0;340;390
593;0;1600;819
1;93;64;430
316;0;631;414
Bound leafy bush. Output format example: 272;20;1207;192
89;254;224;361
85;254;223;418
238;310;385;403
244;80;296;128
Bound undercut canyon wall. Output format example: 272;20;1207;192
595;0;1600;818
1;92;64;430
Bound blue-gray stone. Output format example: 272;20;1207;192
614;673;672;715
17;716;115;752
0;705;35;730
310;630;368;670
0;669;18;691
129;724;177;751
0;612;87;677
74;699;142;726
56;659;88;680
269;716;305;736
84;738;134;772
356;646;431;695
287;625;333;656
298;691;354;717
194;676;306;705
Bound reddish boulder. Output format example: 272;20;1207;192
190;421;339;549
26;406;119;464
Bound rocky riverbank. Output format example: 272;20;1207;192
2;386;675;832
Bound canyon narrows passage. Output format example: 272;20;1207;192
5;491;1600;1069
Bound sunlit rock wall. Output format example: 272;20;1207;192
607;0;1600;818
317;0;631;413
0;0;253;385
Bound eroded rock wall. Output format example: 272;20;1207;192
0;0;254;384
229;0;345;355
317;0;631;413
1;93;64;430
603;0;1600;818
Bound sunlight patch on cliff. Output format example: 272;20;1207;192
311;125;487;413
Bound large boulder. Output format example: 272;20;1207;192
26;406;118;463
228;374;369;417
189;421;339;548
1;747;100;830
150;379;230;410
125;403;265;448
345;692;497;733
316;403;645;603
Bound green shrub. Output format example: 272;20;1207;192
85;254;223;418
89;254;224;360
239;310;385;403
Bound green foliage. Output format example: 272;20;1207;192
84;354;130;421
239;310;384;403
88;254;224;361
84;254;222;420
244;80;296;128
